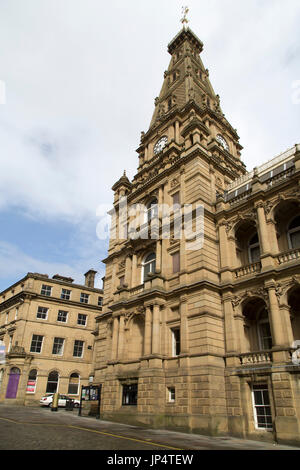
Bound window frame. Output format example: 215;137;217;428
142;252;156;283
61;288;71;301
252;384;273;431
287;215;300;250
248;233;261;264
26;369;38;394
122;383;138;406
30;334;44;354
171;328;181;357
57;310;68;323
68;373;80;396
73;340;84;358
46;371;59;394
80;292;89;304
36;306;48;320
41;284;52;296
77;313;87;327
168;387;176;403
52;337;65;356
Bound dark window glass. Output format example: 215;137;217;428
122;384;138;406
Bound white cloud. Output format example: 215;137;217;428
0;0;299;223
0;239;105;290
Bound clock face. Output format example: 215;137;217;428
216;134;229;151
154;136;168;155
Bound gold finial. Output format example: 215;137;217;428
181;6;189;29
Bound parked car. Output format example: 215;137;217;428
40;393;80;408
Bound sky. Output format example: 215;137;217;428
0;0;299;291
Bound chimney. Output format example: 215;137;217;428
84;269;97;288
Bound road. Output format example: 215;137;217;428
0;404;298;453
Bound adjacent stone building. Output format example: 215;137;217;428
92;25;300;445
0;270;103;405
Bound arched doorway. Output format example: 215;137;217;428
5;367;21;399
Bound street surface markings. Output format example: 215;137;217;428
0;416;182;450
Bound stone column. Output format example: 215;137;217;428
131;253;137;287
218;222;230;268
152;304;161;355
223;294;238;357
156;240;162;273
279;303;294;346
117;314;125;360
180;296;188;354
266;282;291;361
111;315;119;361
144;306;152;356
256;203;271;254
218;221;233;282
267;219;279;254
124;256;132;288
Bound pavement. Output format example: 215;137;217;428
0;404;299;452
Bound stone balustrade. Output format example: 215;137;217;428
239;351;272;365
277;248;300;265
234;262;261;279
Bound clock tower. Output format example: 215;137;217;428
93;23;247;433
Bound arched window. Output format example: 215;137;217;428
288;216;300;250
257;309;272;350
68;373;80;395
248;233;260;263
142;253;156;282
46;371;59;394
146;199;158;223
26;369;37;394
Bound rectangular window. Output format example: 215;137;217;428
122;384;138;406
252;384;273;430
57;310;68;323
171;328;181;357
171;251;180;274
119;276;125;288
168;387;175;403
77;314;87;326
172;192;180;206
52;337;64;356
41;284;52;296
61;289;71;300
258;322;272;350
73;340;84;358
36;306;48;320
30;335;43;353
98;296;103;307
80;293;89;304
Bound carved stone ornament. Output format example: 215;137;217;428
171;177;180;188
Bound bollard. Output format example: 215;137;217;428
51;393;59;412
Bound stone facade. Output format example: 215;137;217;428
92;25;300;446
0;271;103;405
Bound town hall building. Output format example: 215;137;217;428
91;21;300;446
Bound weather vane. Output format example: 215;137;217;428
181;6;189;29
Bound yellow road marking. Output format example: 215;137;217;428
0;416;182;450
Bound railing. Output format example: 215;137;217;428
267;167;295;188
228;189;252;206
128;284;144;297
234;262;261;279
239;351;272;365
227;146;296;191
277;248;300;265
